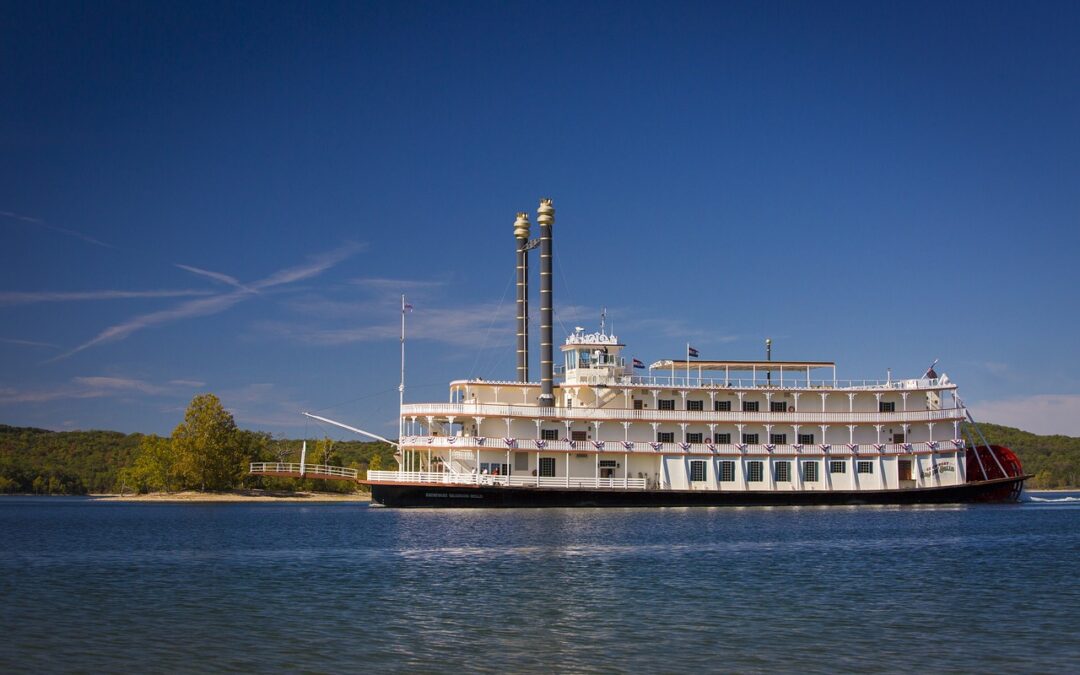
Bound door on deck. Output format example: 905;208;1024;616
898;459;915;488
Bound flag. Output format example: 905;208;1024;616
688;346;699;358
633;358;645;369
404;303;414;312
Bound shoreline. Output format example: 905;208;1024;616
90;490;371;503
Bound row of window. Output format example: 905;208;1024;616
691;459;876;482
533;457;894;481
656;432;817;444
647;400;900;413
533;429;906;446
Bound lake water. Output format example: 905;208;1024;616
2;494;1079;673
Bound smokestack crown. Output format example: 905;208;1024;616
513;212;530;240
537;199;554;226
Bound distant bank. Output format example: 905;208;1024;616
92;490;370;502
3;421;1078;494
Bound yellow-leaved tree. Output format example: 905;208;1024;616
172;394;247;491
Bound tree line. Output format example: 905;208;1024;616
0;394;396;495
1;396;1078;494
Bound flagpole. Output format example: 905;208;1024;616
686;342;690;384
399;294;406;469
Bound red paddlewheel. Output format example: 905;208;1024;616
966;444;1024;484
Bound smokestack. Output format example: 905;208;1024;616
514;212;531;383
537;198;555;406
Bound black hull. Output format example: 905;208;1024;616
368;475;1029;508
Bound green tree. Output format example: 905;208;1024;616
124;435;178;493
172;394;246;491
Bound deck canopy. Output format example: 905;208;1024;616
648;359;835;371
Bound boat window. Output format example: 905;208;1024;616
572;431;587;441
657;431;675;443
857;461;874;474
770;401;787;413
690;460;706;482
775;461;791;482
803;461;820;482
747;461;764;482
829;460;847;474
541;429;559;441
686;432;703;444
770;433;787;445
797;433;815;445
718;461;736;482
633;399;643;410
742;433;759;445
658;399;675;411
742;401;759;412
715;400;732;412
879;401;896;413
539;457;556;477
687;400;703;411
714;433;731;444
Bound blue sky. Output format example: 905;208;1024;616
2;1;1079;438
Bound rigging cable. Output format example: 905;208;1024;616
468;267;516;380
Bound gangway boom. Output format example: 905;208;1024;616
302;412;400;448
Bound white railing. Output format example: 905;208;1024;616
366;470;647;489
402;436;965;456
249;462;359;479
452;377;952;391
401;402;965;425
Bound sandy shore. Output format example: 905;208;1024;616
92;490;370;502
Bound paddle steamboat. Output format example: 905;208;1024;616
364;199;1028;507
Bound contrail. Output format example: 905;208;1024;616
1;210;116;249
52;242;364;361
0;289;214;306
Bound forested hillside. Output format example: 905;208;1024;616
1;419;1076;494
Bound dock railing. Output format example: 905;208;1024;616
249;462;359;480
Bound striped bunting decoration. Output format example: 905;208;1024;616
593;440;605;450
534;439;546;449
622;441;635;451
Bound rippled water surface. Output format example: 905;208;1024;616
3;494;1079;673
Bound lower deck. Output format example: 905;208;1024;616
366;474;1027;507
390;447;968;492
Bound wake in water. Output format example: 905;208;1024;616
1024;491;1080;503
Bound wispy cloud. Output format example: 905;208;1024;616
0;289;213;306
0;337;59;349
350;277;447;292
970;394;1080;436
175;264;250;291
53;243;363;360
0;376;203;405
1;210;116;249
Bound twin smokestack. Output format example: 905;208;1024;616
513;198;555;406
